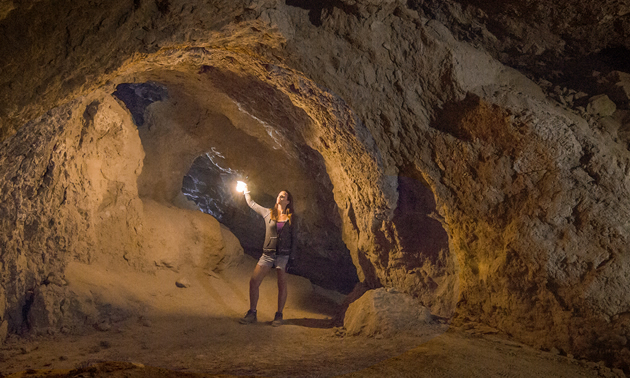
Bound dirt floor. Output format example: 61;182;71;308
0;257;626;378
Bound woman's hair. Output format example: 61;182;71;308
271;190;293;224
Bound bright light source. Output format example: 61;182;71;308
236;181;247;192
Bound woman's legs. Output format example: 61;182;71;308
276;268;288;313
249;263;271;311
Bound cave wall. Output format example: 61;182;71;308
127;75;357;292
0;93;144;335
1;0;629;369
0;90;242;336
270;3;630;363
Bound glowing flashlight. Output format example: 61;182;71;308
236;181;247;193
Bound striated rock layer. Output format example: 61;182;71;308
1;0;630;371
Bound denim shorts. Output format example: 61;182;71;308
258;253;289;270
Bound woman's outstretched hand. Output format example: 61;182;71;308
236;181;248;193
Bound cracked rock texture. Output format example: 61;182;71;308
344;287;432;337
1;0;630;371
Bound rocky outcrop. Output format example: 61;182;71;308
1;0;630;371
0;92;243;335
344;288;432;337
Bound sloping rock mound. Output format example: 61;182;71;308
0;90;246;337
344;288;432;337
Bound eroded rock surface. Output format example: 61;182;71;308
344;288;432;337
0;93;243;336
1;0;630;372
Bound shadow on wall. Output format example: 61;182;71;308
393;174;450;270
388;169;457;318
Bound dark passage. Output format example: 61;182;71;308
112;82;168;126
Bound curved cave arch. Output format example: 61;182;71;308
107;49;458;301
109;70;361;293
0;41;463;338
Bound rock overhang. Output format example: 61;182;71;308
106;54;360;293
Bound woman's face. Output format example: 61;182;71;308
276;191;290;208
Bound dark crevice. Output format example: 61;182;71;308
596;46;630;74
285;0;359;26
392;170;450;269
347;202;358;231
112;82;168;126
21;289;35;331
285;0;331;26
155;0;170;15
82;101;99;123
545;279;569;310
181;153;263;253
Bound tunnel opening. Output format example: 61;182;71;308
181;151;265;254
179;149;360;294
113;76;359;295
111;82;168;127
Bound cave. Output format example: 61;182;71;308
1;0;630;377
110;76;359;293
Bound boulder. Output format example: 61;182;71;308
587;94;617;117
27;284;100;335
344;288;432;337
606;71;630;109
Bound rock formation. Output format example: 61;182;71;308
344;287;432;337
1;0;629;371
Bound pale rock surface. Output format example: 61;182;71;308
587;94;617;117
0;91;244;337
344;288;432;337
141;199;241;273
171;191;201;212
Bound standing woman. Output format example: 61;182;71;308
239;183;296;326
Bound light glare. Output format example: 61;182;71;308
236;181;246;192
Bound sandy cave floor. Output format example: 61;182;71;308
0;257;624;378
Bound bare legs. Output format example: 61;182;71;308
249;264;270;311
248;264;287;314
276;268;288;313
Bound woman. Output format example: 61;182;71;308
239;183;296;327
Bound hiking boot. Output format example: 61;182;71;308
272;312;283;327
239;309;257;324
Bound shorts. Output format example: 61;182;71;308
257;253;289;270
